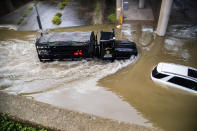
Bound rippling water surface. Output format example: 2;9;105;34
0;24;197;130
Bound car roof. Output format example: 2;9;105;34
157;62;188;76
157;62;197;81
152;63;197;93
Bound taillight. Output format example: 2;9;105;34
74;52;78;55
74;51;82;56
78;51;82;55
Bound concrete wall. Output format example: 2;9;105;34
0;92;159;131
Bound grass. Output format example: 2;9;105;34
55;12;62;17
17;7;34;25
53;0;69;24
52;13;62;25
0;113;47;131
59;0;69;10
107;13;117;23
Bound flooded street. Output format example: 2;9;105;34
0;23;197;130
0;25;151;127
100;23;197;130
0;0;197;130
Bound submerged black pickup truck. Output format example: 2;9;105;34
35;29;138;62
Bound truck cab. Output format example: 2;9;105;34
99;29;138;60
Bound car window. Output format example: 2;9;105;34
188;69;197;78
168;77;197;91
152;67;168;79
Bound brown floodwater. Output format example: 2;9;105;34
100;23;197;131
0;23;197;131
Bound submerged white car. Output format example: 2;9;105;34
151;62;197;94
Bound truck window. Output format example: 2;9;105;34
152;67;168;79
168;77;197;91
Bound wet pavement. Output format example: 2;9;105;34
0;92;158;131
0;0;94;31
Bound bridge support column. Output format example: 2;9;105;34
139;0;145;9
116;0;122;20
156;0;173;36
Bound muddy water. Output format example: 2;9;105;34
0;23;197;130
100;23;197;131
0;25;151;127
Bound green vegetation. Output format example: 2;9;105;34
17;7;34;25
55;12;62;17
95;7;100;18
52;13;62;25
0;113;47;131
23;7;33;17
108;13;117;23
52;0;69;25
59;0;69;10
95;7;100;12
17;17;24;25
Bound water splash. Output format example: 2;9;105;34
0;35;136;95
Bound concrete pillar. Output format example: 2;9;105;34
139;0;145;9
156;0;173;36
116;0;122;20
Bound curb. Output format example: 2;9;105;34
0;91;159;131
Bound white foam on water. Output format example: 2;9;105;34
0;25;18;30
142;26;154;33
164;37;190;61
168;25;197;39
121;24;137;41
164;38;184;51
0;36;136;95
0;79;12;89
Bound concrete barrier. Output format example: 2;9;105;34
0;92;159;131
